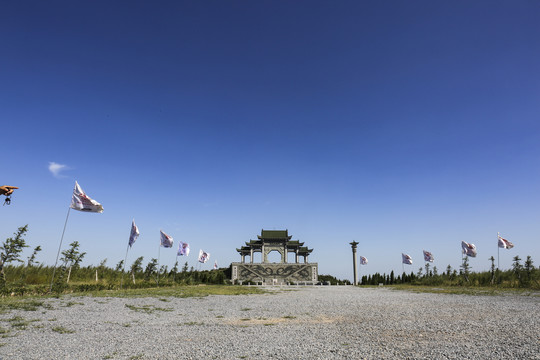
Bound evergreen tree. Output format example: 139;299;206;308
489;256;496;284
424;263;430;278
460;256;470;282
524;256;534;285
512;255;523;286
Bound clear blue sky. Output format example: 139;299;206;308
1;1;539;281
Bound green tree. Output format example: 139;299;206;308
27;245;42;267
130;256;144;284
424;263;431;278
115;260;124;272
512;255;523;286
60;241;86;283
489;256;496;284
460;256;470;283
524;256;534;285
144;258;158;282
0;225;29;288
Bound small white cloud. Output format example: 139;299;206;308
49;162;68;178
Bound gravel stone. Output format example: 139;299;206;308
0;286;538;359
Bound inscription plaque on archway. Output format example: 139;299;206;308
231;229;318;284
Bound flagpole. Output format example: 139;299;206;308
174;254;178;282
497;232;500;270
49;207;71;292
157;243;161;286
120;243;130;289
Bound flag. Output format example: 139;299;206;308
402;253;413;265
198;249;210;263
160;230;173;248
423;250;434;262
213;260;218;270
360;256;368;265
498;233;514;249
70;181;103;213
461;241;477;257
178;241;190;256
128;220;139;248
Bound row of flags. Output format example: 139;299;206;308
69;181;515;272
400;235;516;265
70;181;217;269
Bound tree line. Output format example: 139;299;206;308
360;255;539;288
1;225;538;296
1;225;230;296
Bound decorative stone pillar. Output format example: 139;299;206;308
250;248;253;263
350;241;359;285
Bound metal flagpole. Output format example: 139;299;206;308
120;243;130;289
497;232;500;270
49;207;71;292
157;243;161;285
174;254;178;282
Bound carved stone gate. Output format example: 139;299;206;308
231;230;318;284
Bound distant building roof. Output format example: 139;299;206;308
258;229;291;240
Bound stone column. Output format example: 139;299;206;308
350;241;359;285
250;248;253;263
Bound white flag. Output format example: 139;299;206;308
178;241;190;256
128;220;139;248
402;253;413;265
360;256;368;265
198;249;210;263
70;181;103;213
498;233;514;249
160;230;174;248
461;241;477;257
423;250;434;262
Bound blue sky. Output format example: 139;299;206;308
1;1;539;281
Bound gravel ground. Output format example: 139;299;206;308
0;286;538;359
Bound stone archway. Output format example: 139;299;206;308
266;250;282;263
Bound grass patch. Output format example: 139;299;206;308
282;315;296;319
62;301;84;307
388;284;540;296
0;299;52;313
240;308;252;311
52;326;75;334
216;315;224;319
6;316;39;329
75;285;266;298
125;304;173;314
